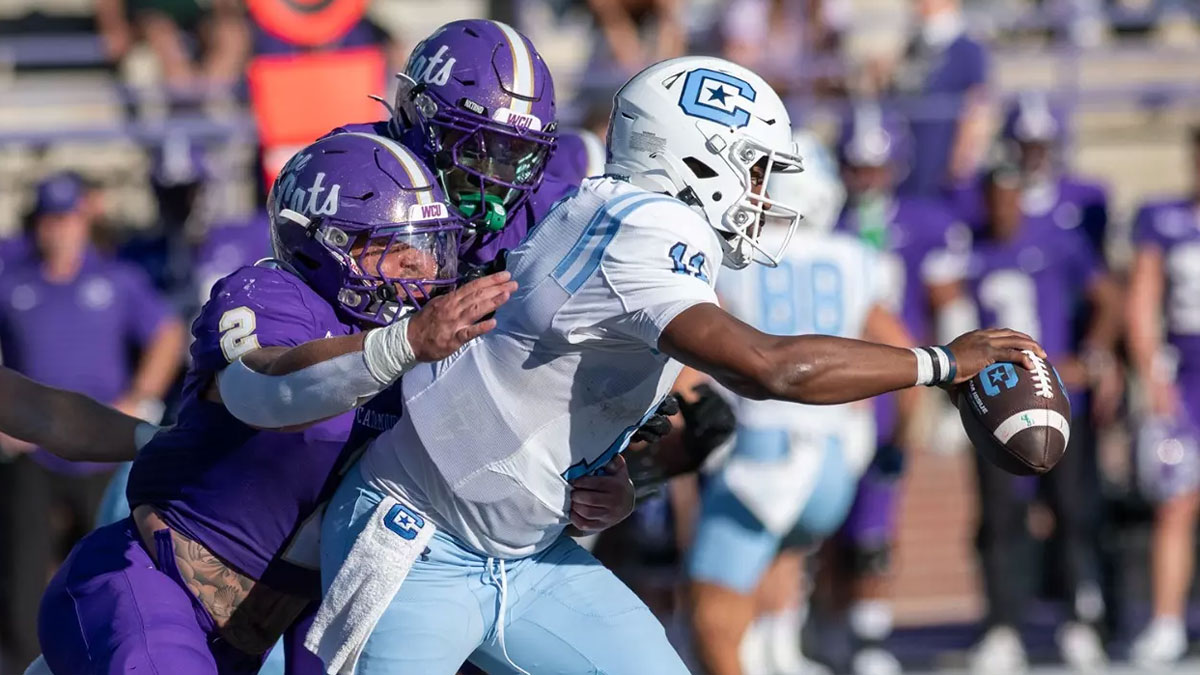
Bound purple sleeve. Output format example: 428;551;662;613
117;264;176;345
189;267;323;376
544;133;589;187
960;39;988;89
1069;231;1104;286
1131;204;1164;250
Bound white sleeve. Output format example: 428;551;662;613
592;200;721;348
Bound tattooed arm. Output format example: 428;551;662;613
133;505;308;655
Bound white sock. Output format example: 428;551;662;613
849;600;894;643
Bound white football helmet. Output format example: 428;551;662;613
606;56;804;269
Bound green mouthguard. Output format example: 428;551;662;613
456;193;508;232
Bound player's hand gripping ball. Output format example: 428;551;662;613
956;349;1071;475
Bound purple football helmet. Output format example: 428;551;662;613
268;133;462;327
1135;415;1200;504
1001;92;1067;175
389;19;557;232
1001;92;1066;145
835;103;911;170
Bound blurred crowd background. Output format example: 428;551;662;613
2;0;1200;673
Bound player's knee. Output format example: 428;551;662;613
690;582;751;642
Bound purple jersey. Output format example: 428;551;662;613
1132;197;1200;373
545;129;606;185
0;235;31;276
193;210;272;304
893;32;989;196
126;264;357;596
950;174;1109;250
963;218;1100;362
836;196;961;342
0;250;174;473
328;120;580;266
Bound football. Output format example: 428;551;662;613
956;350;1072;476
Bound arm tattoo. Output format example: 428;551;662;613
170;530;254;623
168;530;308;655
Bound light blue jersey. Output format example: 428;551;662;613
321;177;718;674
359;177;722;558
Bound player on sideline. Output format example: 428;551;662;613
309;55;1045;675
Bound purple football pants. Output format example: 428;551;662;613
839;463;901;549
38;517;267;675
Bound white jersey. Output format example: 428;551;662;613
718;229;886;434
360;178;722;557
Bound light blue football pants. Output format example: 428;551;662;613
688;428;857;593
320;462;690;675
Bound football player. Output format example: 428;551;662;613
949;92;1110;252
686;127;918;675
932;163;1120;673
16;20;654;674
311;56;1044;675
1126;125;1200;667
831;103;964;675
31;133;508;675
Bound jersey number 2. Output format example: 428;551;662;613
219;306;261;362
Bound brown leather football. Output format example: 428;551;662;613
956;350;1072;475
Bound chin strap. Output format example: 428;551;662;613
456;193;508;231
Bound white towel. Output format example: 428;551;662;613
305;495;436;675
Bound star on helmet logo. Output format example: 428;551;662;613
706;85;730;105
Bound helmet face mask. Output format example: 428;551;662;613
605;57;805;270
718;137;803;268
268;134;463;328
390;20;558;232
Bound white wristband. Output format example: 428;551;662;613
910;345;956;386
911;347;934;386
362;315;417;385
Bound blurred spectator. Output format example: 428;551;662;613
1125;126;1200;668
934;164;1118;674
96;0;249;88
585;0;686;81
890;0;991;197
0;172;184;673
720;0;851;95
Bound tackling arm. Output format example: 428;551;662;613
659;303;1040;404
216;272;516;430
0;367;147;462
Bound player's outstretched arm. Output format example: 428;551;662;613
216;273;517;430
0;367;149;462
658;303;1042;405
